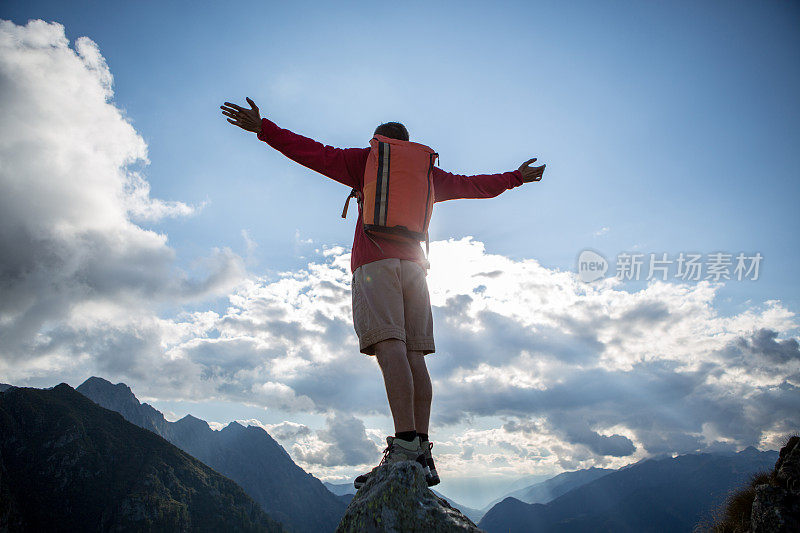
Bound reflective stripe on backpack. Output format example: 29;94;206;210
374;140;390;226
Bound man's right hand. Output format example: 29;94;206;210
518;157;546;183
220;97;262;133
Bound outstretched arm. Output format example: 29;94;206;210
433;157;545;202
220;98;365;189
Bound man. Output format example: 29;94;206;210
221;97;545;489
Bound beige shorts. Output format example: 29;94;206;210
351;258;435;356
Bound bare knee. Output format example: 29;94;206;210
406;349;425;367
374;338;407;368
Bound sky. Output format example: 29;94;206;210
1;0;799;509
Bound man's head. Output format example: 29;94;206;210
374;121;409;142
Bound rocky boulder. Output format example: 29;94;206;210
750;435;800;532
336;461;482;532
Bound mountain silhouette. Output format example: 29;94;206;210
477;466;614;519
0;383;285;532
478;447;778;532
507;467;614;505
76;376;345;532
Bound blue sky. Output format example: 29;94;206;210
2;0;799;508
5;0;798;310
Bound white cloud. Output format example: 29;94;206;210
241;229;258;257
594;226;610;236
291;411;378;468
0;19;244;374
265;420;313;441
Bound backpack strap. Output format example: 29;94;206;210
364;231;385;255
341;188;359;218
341;188;385;254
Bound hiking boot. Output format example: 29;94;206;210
420;438;440;487
353;435;426;490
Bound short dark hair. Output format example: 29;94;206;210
374;122;409;141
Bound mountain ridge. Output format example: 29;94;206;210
478;447;779;532
76;376;345;533
0;383;285;532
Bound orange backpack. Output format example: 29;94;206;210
341;134;439;264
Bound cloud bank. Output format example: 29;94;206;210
0;19;244;375
16;234;792;477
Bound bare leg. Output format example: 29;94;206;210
407;350;432;435
374;339;415;433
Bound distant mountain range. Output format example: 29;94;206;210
324;481;357;497
433;491;485;525
478;447;779;532
2;377;785;533
502;467;614;505
76;376;345;533
0;383;285;531
323;481;359;507
478;467;614;518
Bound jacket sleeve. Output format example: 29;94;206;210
257;117;366;189
433;167;525;202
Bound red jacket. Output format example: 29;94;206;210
257;118;525;273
